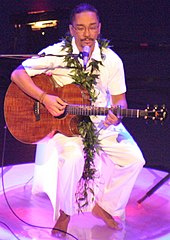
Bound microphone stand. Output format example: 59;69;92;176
0;53;80;60
137;172;170;204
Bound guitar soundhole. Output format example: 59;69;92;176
81;90;91;101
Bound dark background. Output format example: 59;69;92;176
0;0;170;171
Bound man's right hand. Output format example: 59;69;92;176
43;94;67;117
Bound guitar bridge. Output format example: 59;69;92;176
34;101;40;121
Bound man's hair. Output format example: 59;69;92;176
70;3;100;24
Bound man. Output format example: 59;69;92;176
11;3;145;237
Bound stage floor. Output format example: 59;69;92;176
0;163;170;240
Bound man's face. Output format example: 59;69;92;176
69;11;101;53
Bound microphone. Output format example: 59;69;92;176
82;46;90;70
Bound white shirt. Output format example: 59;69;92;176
22;37;126;124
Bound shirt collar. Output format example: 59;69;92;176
72;37;102;62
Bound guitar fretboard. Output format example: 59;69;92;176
66;105;146;118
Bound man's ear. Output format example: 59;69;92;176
69;24;74;36
98;23;101;35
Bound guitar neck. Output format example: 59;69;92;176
66;105;146;118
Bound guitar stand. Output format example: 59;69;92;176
137;172;170;204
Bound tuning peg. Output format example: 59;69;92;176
153;104;158;110
144;104;149;120
160;104;168;122
146;104;150;110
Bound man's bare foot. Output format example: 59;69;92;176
92;203;123;230
51;210;70;237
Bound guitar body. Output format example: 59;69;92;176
4;74;90;144
4;73;167;144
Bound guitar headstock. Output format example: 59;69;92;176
145;104;167;122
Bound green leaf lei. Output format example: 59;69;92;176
61;35;110;211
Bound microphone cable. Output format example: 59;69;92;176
0;220;21;240
1;125;79;240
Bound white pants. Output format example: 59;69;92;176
32;123;145;220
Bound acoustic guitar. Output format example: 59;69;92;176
4;74;167;144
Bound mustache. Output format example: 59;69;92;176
81;38;94;42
